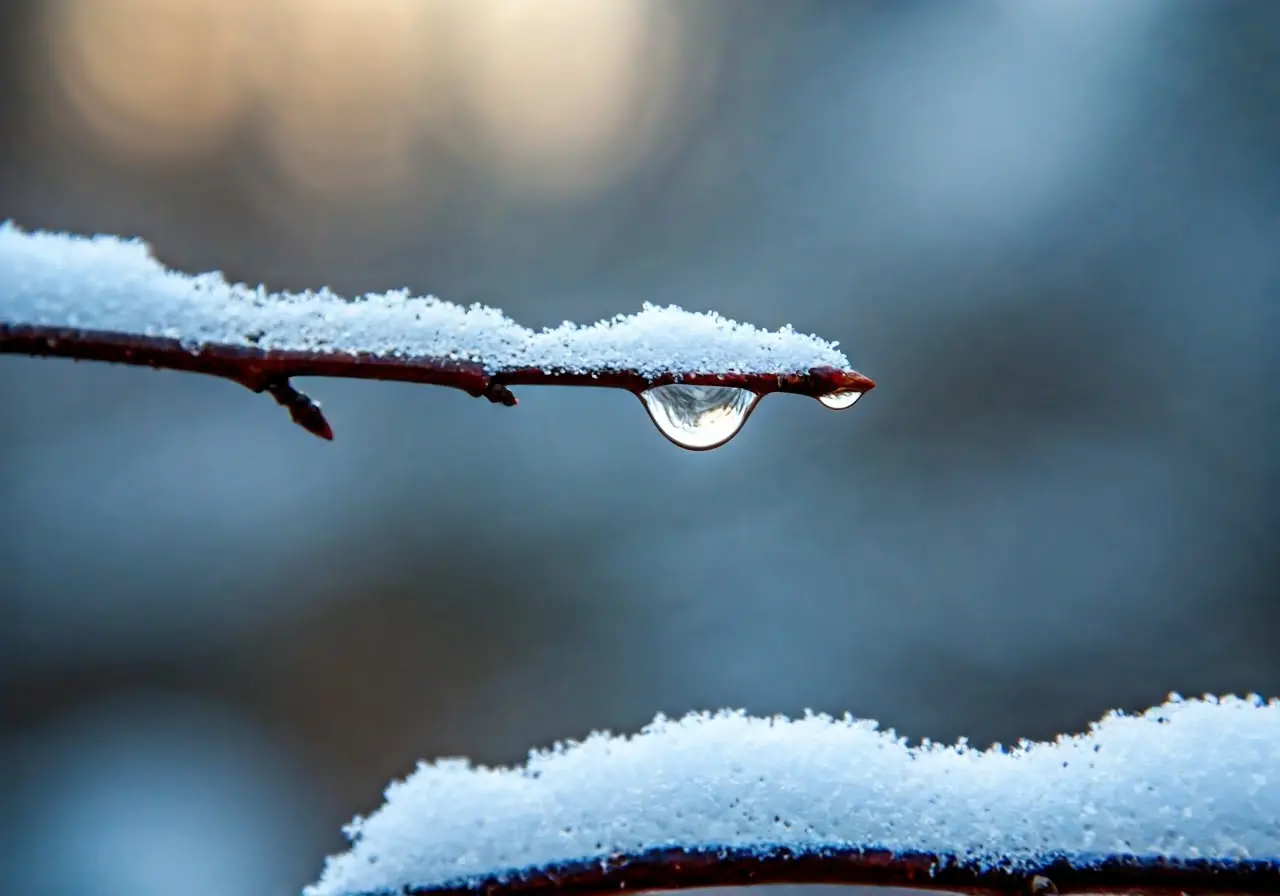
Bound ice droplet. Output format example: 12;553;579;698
639;384;760;450
817;390;864;410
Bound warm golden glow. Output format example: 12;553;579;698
250;0;443;197
42;0;697;202
48;0;251;158
455;0;687;196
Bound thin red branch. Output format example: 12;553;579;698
378;846;1280;896
0;323;875;440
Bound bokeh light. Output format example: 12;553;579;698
47;0;252;159
453;0;691;197
42;0;696;203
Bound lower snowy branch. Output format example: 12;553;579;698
388;847;1279;896
305;697;1280;896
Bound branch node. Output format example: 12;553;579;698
263;378;334;440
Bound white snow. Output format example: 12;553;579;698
0;222;851;375
307;694;1280;895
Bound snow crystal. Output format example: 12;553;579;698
0;222;851;375
307;695;1280;895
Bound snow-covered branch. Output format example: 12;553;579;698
0;223;874;447
308;695;1280;896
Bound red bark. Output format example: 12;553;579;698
373;846;1280;896
0;323;876;440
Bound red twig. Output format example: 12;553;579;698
0;323;875;440
368;846;1280;896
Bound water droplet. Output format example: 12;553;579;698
639;384;760;450
817;389;864;410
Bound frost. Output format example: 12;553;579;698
0;222;850;376
307;695;1280;895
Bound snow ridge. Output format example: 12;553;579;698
0;222;850;375
308;694;1280;895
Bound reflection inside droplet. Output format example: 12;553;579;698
817;390;864;410
639;384;760;450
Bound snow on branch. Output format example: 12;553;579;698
308;695;1280;896
0;223;874;445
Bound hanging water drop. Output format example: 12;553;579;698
638;384;760;450
817;389;864;410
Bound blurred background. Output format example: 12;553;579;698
1;1;1278;894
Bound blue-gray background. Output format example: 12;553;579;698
1;2;1277;895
